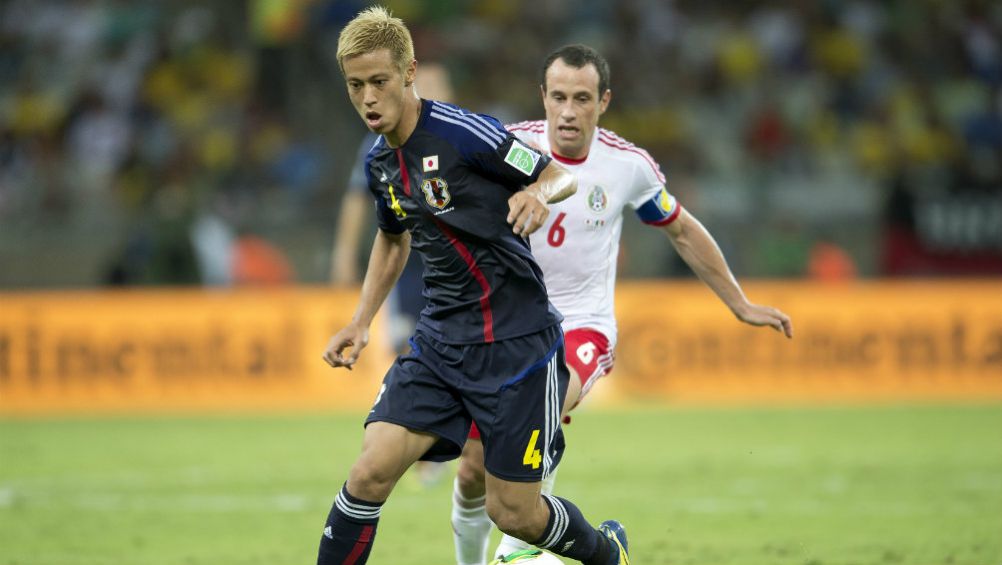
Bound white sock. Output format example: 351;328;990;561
492;468;559;559
452;478;492;565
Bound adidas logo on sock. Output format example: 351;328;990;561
323;526;333;539
561;539;575;552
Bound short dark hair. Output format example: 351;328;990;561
541;44;610;95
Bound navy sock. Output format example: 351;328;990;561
317;483;382;565
531;495;616;565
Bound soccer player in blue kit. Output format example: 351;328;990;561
318;7;630;565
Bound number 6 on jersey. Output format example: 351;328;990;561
546;212;567;247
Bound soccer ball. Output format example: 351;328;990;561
490;548;565;565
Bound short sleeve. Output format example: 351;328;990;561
623;146;680;226
634;186;681;226
476;134;551;187
425;101;551;188
371;193;407;234
363;146;406;235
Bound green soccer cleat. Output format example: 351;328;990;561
598;520;630;565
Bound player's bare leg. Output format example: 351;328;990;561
485;469;621;565
318;422;438;565
453;368;583;565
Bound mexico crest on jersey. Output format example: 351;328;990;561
421;177;451;209
587;185;608;213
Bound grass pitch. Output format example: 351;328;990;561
1;403;1000;565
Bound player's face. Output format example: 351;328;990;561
542;59;611;159
343;48;416;138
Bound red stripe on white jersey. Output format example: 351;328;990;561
506;120;545;132
598;129;666;184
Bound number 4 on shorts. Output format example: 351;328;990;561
523;429;542;469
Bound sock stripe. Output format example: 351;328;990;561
539;494;568;549
547;496;568;549
335;490;381;521
335;494;381;515
341;524;374;565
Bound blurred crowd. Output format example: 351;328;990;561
1;0;1000;287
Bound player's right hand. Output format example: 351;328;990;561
507;189;550;236
322;323;370;370
736;303;794;339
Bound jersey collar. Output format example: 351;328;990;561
550;151;588;165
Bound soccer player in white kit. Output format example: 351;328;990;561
451;45;794;565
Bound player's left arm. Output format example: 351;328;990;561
508;160;577;236
661;209;793;338
449;110;574;237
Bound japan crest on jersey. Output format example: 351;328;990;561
421;177;451;209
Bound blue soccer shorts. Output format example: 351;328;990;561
365;323;568;482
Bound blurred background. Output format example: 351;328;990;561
2;0;1000;288
2;3;1001;565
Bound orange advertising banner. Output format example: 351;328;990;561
612;280;1002;404
0;288;393;415
1;281;1000;415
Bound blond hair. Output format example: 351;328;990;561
336;6;414;75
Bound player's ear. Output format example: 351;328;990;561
540;84;547;101
598;89;611;115
404;59;417;88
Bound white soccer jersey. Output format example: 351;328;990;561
507;120;680;347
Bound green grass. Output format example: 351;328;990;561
1;404;1000;565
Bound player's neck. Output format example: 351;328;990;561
550;150;589;165
384;96;423;148
547;131;593;164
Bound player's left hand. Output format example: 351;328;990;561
322;322;371;370
736;303;794;338
507;188;549;236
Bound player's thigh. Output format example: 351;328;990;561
349;421;439;499
475;332;568;482
367;343;471;462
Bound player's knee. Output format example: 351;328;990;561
485;497;544;542
456;455;486;498
347;458;397;502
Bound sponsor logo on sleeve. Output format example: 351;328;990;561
504;140;541;176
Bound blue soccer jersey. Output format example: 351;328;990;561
364;100;562;345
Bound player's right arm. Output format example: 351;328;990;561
623;138;792;338
325;143;411;370
508;160;577;236
661;209;793;338
323;229;411;370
